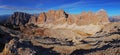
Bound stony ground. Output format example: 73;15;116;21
0;22;120;55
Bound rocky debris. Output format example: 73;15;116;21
6;12;31;26
100;22;120;33
32;36;74;46
4;9;110;32
2;37;60;55
86;47;120;55
0;25;20;35
0;27;12;55
70;22;120;55
70;39;120;55
2;37;36;55
0;21;120;55
32;22;120;55
2;38;19;55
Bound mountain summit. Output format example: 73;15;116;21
6;9;109;26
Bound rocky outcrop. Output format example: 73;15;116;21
2;37;60;55
36;10;68;24
6;12;31;26
37;12;46;24
5;9;109;27
28;16;37;24
36;9;109;25
67;9;109;25
75;11;99;25
2;38;36;55
96;9;109;24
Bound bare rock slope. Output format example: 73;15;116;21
0;22;120;55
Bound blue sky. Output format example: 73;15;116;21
0;0;120;16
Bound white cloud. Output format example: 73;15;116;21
0;5;17;10
0;5;46;11
0;5;8;8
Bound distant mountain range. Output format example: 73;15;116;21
0;15;10;24
109;15;120;22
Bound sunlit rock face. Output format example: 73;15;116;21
36;9;109;25
36;10;68;24
36;12;46;24
96;9;110;24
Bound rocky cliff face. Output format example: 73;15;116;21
28;16;37;24
5;9;109;26
36;10;68;24
36;9;109;25
96;9;109;24
4;9;110;35
6;12;31;26
37;12;46;24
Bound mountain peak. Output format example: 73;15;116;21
6;12;31;26
97;9;106;13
